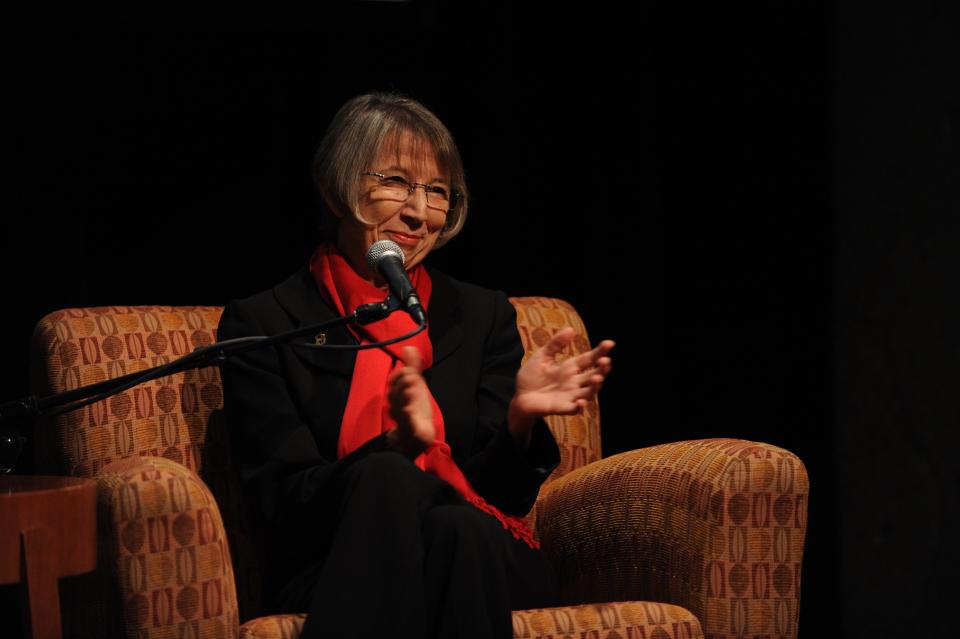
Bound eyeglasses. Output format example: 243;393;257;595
362;171;461;213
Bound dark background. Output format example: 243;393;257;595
1;2;958;637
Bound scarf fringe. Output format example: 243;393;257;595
465;494;541;550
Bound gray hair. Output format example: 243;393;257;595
313;92;468;249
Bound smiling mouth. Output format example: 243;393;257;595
386;231;423;244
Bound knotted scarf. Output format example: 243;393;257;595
308;242;540;549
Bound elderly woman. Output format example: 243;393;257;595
217;92;613;639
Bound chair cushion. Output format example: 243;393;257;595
233;601;703;639
239;613;306;639
513;601;702;639
237;602;702;639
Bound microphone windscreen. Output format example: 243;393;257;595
366;239;405;272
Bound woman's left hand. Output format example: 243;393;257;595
386;345;437;458
508;327;614;443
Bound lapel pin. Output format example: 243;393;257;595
314;333;327;345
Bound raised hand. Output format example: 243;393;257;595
508;327;614;445
385;345;436;458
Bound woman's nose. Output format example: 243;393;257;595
401;187;430;221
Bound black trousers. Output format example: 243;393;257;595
275;450;557;639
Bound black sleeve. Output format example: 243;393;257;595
217;299;389;528
461;290;561;516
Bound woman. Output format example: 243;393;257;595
217;92;614;639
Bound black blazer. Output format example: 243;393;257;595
217;263;560;587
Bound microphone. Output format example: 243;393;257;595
366;240;427;325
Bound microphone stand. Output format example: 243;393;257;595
0;295;423;474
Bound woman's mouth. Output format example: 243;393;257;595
385;231;422;247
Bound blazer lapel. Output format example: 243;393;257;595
425;266;465;367
273;265;357;377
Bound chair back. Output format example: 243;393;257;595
30;306;227;477
28;305;260;628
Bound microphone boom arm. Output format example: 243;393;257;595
0;294;426;473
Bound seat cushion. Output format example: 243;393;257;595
513;601;702;639
237;601;702;639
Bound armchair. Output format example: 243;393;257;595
28;298;807;639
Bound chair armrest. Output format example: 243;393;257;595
534;438;808;639
59;455;240;639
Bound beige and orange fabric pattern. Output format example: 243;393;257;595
30;306;245;638
512;601;702;639
29;298;807;639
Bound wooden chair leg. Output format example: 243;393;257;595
20;527;62;639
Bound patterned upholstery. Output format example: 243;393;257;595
513;298;808;638
96;455;238;637
30;298;808;639
533;440;806;638
238;614;306;639
29;306;250;638
29;306;224;478
513;601;702;639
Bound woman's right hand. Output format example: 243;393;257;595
385;345;436;458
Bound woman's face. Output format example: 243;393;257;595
335;132;449;287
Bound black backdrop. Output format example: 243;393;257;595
2;3;957;637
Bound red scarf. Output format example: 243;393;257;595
308;242;539;550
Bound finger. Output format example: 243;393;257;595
585;341;615;366
390;383;419;409
566;372;606;401
561;398;588;415
393;370;423;391
388;364;420;384
388;368;407;388
389;371;420;402
590;340;616;362
569;358;609;384
541;327;576;358
399;345;424;372
568;369;595;387
594;358;612;376
573;379;602;397
571;341;615;371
